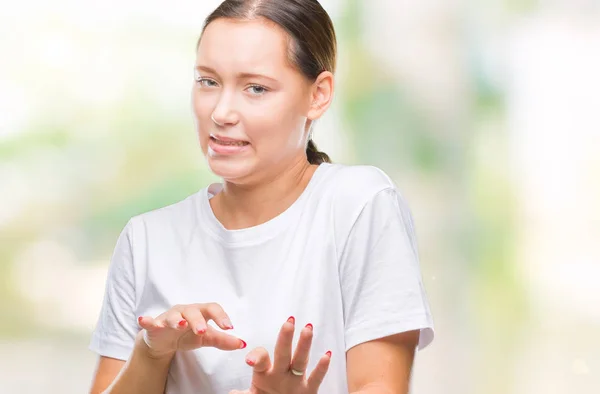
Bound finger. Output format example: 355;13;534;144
163;309;186;330
290;323;314;375
181;306;209;335
138;315;165;330
307;351;332;391
200;303;234;330
273;316;296;373
245;347;272;373
202;325;247;351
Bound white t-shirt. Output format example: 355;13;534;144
90;163;434;393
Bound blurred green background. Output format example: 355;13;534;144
1;0;599;393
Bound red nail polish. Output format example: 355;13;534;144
178;320;187;327
246;358;255;366
222;319;234;329
326;350;332;358
240;340;247;349
287;316;295;324
138;316;143;324
196;324;207;334
305;323;313;330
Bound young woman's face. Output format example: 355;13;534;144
193;18;314;183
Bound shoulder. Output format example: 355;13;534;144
316;163;410;231
127;190;203;234
319;163;398;208
325;163;395;188
316;164;417;258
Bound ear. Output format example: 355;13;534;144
307;71;334;121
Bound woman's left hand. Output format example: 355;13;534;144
229;317;332;394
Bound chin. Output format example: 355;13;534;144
206;157;256;183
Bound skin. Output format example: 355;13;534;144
192;18;333;230
90;17;419;394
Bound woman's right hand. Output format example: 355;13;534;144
137;303;246;359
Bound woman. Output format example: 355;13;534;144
89;0;434;393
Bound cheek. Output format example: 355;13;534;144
192;92;215;138
244;99;306;147
192;92;214;154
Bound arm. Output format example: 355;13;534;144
90;331;174;394
347;330;420;394
90;221;246;393
337;186;434;393
90;357;124;394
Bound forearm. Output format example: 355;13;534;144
103;332;174;394
350;382;407;394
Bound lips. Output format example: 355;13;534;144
208;134;251;156
210;134;249;146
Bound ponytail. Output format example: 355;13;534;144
306;139;331;165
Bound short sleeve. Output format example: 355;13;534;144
89;220;140;360
339;188;434;352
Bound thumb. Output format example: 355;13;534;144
203;326;247;351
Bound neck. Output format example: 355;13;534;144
210;159;318;230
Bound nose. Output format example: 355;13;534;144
211;91;239;127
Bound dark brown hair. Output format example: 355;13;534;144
199;0;335;165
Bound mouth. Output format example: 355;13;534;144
209;134;250;147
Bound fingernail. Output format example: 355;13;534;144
196;325;206;334
138;316;143;324
287;316;295;324
246;357;255;366
178;320;187;327
222;319;233;329
240;340;247;349
326;350;332;358
305;323;313;331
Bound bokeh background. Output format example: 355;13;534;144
1;0;599;393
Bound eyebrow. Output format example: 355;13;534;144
195;65;279;84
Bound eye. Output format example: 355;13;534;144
247;85;268;96
197;78;218;88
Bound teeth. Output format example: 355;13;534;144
220;140;246;146
213;138;247;146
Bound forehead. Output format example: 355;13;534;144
197;18;293;74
